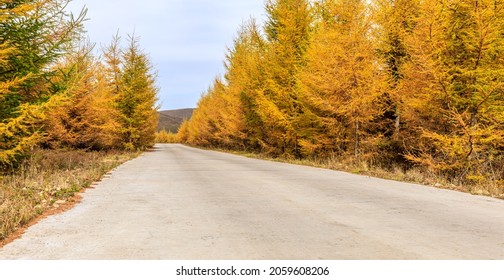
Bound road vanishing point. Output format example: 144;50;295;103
1;144;503;259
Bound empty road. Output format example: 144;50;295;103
1;144;503;259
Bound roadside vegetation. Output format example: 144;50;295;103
178;0;504;197
1;1;158;243
0;149;138;242
220;148;503;198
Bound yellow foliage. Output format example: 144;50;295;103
116;35;159;150
0;94;67;165
43;45;122;150
156;130;179;143
178;0;504;189
399;0;504;181
298;0;386;157
0;0;86;166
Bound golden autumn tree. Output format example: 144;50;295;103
186;76;249;149
375;0;419;94
182;1;313;157
0;3;30;164
207;77;246;148
43;43;95;149
0;0;85;166
223;20;266;150
373;0;420;165
177;118;190;144
84;63;123;149
181;20;268;151
43;42;121;150
183;81;220;146
260;0;312;156
399;0;504;186
103;33;122;96
298;0;385;158
116;35;159;150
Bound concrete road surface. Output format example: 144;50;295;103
1;144;503;259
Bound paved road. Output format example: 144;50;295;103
1;144;503;259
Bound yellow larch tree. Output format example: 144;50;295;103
43;42;121;150
223;20;267;150
183;80;225;146
298;0;386;159
261;0;312;156
373;0;420;165
400;0;504;186
116;35;159;150
0;0;85;166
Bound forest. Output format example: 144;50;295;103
0;0;158;240
0;0;159;168
179;0;504;195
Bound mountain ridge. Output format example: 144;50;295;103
157;108;194;133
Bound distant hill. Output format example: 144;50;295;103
157;108;194;133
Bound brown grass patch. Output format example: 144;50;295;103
0;149;138;245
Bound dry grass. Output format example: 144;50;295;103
0;149;138;242
301;157;502;198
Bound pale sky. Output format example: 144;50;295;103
67;0;266;110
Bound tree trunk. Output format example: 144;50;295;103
354;121;359;157
394;114;401;140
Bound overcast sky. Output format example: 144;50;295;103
67;0;266;110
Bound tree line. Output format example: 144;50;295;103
180;0;503;189
1;0;159;167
